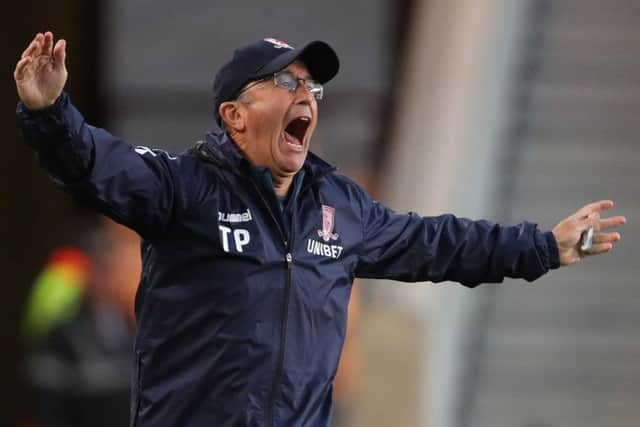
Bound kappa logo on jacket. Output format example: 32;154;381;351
307;205;343;259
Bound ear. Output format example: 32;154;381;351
219;101;246;132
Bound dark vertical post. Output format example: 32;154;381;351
0;1;103;423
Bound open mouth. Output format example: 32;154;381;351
284;116;311;147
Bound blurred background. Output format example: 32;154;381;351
2;0;639;426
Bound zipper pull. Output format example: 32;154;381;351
285;252;293;267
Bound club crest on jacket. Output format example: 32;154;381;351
318;205;339;242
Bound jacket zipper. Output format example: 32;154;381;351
246;177;294;426
267;218;295;427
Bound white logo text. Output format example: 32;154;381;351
306;239;343;259
219;226;251;253
218;209;253;223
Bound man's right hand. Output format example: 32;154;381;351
14;31;68;110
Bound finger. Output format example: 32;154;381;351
14;56;32;80
21;40;38;59
599;215;626;230
42;31;54;58
32;33;44;58
592;232;621;245
584;242;613;256
52;39;66;71
577;200;614;218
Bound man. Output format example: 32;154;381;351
15;32;625;427
20;217;139;427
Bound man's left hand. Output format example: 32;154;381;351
552;200;626;266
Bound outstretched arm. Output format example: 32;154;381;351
14;32;193;240
552;200;626;266
352;182;560;286
14;31;67;110
353;175;625;286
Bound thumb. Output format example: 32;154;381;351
52;39;67;72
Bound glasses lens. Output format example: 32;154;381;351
274;72;298;91
306;82;323;100
273;72;324;100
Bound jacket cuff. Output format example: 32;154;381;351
543;231;561;270
16;93;69;142
17;92;94;183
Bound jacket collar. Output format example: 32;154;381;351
201;131;336;182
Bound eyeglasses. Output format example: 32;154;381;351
237;71;324;100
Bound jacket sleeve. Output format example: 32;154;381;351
17;93;187;239
354;190;560;287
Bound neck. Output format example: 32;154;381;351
271;172;294;197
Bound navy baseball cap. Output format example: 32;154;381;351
212;38;340;126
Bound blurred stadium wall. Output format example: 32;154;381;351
380;1;640;426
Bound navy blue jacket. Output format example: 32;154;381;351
18;93;559;427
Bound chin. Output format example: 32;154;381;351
277;157;306;174
279;161;305;174
274;147;308;174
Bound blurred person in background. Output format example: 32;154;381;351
13;32;625;426
20;216;140;427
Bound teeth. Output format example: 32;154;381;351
298;117;310;122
